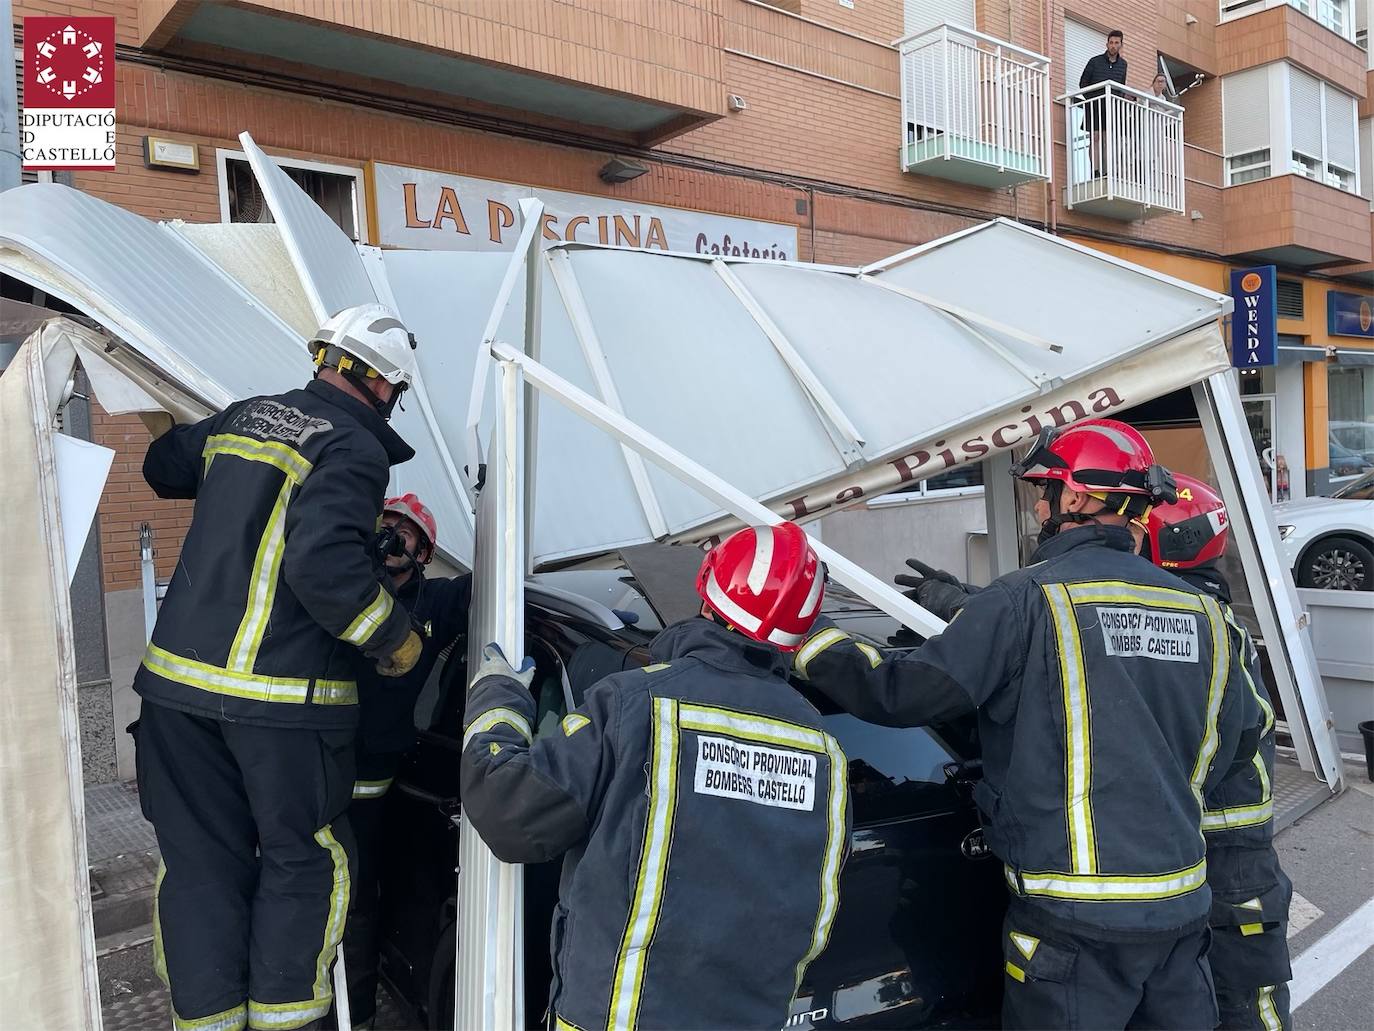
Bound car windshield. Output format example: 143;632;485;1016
1333;471;1374;500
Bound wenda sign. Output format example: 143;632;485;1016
1229;265;1276;367
368;162;799;259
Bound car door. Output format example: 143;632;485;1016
787;702;1006;1029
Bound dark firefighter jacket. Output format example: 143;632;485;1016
795;525;1260;940
460;618;851;1031
1178;566;1291;940
134;380;415;730
355;569;471;757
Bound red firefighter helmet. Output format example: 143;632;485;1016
1140;473;1229;569
695;522;824;652
382;492;437;559
1010;418;1177;515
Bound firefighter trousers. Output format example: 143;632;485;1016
1000;900;1218;1030
340;748;404;1024
1211;917;1291;1030
133;700;356;1031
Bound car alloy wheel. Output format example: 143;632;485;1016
1309;546;1367;591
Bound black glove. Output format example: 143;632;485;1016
893;558;972;622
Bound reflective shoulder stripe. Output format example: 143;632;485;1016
793;626;851;678
142;643;357;706
171;1003;247;1031
340;584;395;648
463;707;533;749
352;778;394;800
1006;858;1208;901
1043;584;1097;876
1064;580;1207;612
678;702;827;753
610;697;681;1030
793;732;848;996
562;713;591;736
202;433;313;485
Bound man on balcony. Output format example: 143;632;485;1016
1078;29;1127;177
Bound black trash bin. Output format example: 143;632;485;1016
1360;720;1374;783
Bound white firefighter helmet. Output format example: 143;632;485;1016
310;303;418;387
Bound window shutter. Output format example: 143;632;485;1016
1064;19;1103;92
1289;67;1323;157
1222;68;1271;155
904;0;975;33
1324;86;1357;169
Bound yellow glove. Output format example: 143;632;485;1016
376;629;423;678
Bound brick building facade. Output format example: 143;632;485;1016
8;0;1372;781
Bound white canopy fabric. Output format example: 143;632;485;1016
0;146;1232;569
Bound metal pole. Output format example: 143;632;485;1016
1;0;23;192
139;524;158;643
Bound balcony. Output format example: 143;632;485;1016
1061;81;1185;221
1223;175;1374;266
898;24;1051;188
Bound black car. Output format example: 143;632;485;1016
373;568;1006;1029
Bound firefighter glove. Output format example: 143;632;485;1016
893;558;972;622
376;629;423;677
474;642;537;692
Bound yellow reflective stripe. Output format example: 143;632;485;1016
1223;610;1274;737
1254;750;1272;798
462;707;533;749
793;733;848;995
203;433;313;486
308;824;349;1008
340;584;395;648
554;1016;587;1031
1241;922;1265;936
174;1003;248;1031
1257;985;1282;1031
794;627;850;678
1006;859;1208;901
153;860;169;987
610;697;680;1030
351;778;394;799
1190;597;1230;833
678;702;827;753
1202;796;1273;831
1066;580;1207;612
1010;932;1039;960
562;713;591;737
247;996;331;1029
142;643;356;705
1005;961;1026;983
854;641;883;669
1044;585;1096;875
641;662;671;673
227;478;293;672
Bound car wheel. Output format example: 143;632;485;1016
1298;537;1374;591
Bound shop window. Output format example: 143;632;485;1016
218;152;364;241
1327;365;1374;486
1276;279;1304;318
873;462;985;504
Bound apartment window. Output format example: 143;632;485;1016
1276;279;1305;318
1290;68;1360;194
1229;149;1272;184
216;151;365;240
904;0;975;34
871;463;985;504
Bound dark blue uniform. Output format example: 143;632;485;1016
341;568;470;1024
1183;567;1292;1031
795;526;1260;1030
460;619;850;1031
132;380;414;1031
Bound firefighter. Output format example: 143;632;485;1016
460;523;850;1030
794;419;1260;1030
131;304;424;1031
342;493;470;1027
1136;474;1292;1030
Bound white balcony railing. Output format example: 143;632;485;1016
1061;80;1185;220
899;24;1052;188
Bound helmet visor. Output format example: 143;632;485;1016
1008;427;1065;480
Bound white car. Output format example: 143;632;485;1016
1273;472;1374;591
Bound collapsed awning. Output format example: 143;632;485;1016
0;134;1232;569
